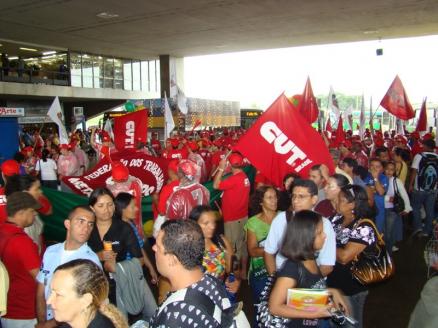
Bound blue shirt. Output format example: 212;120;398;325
36;242;101;320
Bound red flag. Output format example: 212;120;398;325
325;117;333;133
380;75;415;120
298;77;319;124
114;109;148;151
415;98;428;132
234;94;334;187
335;116;346;145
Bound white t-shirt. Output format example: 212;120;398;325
35;159;58;181
264;211;336;270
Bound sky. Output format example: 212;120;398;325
184;35;438;110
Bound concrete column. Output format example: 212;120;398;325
159;55;184;98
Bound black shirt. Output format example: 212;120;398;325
278;260;326;328
326;214;376;296
88;218;142;262
57;310;116;328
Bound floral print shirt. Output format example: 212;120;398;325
330;214;376;248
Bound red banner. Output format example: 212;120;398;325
380;75;414;120
114;110;148;151
415;98;427;132
62;150;169;197
234;94;334;187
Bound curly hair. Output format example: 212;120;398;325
249;185;278;215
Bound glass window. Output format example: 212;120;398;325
141;61;149;91
104;57;114;88
132;61;141;91
123;60;132;90
114;58;123;89
70;52;82;87
149;60;156;93
92;56;103;88
81;54;93;88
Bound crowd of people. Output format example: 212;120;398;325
0;123;438;328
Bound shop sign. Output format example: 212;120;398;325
0;107;25;117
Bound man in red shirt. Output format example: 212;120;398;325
0;192;41;327
213;152;250;278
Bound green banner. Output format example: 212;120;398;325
41;166;256;242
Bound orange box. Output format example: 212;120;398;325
286;289;329;312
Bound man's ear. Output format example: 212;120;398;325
64;219;71;230
168;254;179;267
311;195;319;207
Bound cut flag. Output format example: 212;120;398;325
113;109;148;151
234;93;334;187
298;77;319;124
380;75;415;120
177;86;188;115
415;98;428;132
47;96;69;144
325;117;333;133
164;92;175;139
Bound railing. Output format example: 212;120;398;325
0;67;70;86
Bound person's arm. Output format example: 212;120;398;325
408;168;417;193
336;242;367;265
397;178;412;213
90;128;97;148
36;282;47;323
221;234;234;274
264;252;277;276
317;219;335;277
141;248;158;284
247;230;264;258
213;159;227;189
269;276;330;319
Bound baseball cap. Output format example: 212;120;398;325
6;191;41;216
59;144;70;150
421;138;436;149
228;152;244;166
168;159;179;174
1;160;20;177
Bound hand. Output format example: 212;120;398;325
225;276;241;294
218;159;227;170
104;258;116;273
148;266;159;285
328;288;350;316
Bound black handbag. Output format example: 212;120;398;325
392;178;405;214
351;219;395;285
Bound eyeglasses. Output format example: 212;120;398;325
292;194;312;200
71;217;95;228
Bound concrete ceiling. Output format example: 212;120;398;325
0;0;437;60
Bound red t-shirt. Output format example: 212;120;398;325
211;150;226;167
162;148;189;160
158;180;180;215
218;171;250;221
0;223;40;319
0;187;7;223
166;183;210;220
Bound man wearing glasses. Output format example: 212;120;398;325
264;179;336;277
35;205;101;328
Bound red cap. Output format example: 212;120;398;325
168;159;179;174
228;152;244;166
112;162;129;182
422;133;433;141
59;144;70;150
411;131;420;139
1;160;20;177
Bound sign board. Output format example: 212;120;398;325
0;107;25;117
18;116;47;124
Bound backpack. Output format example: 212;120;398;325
417;153;438;191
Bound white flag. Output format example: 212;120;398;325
344;105;354;130
47;96;68;144
328;86;340;120
164;92;175;139
177;86;188;115
359;95;365;138
104;118;114;141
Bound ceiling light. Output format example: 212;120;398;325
0;44;2;47
96;12;119;19
19;47;38;52
9;56;18;60
363;30;379;35
42;51;56;55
